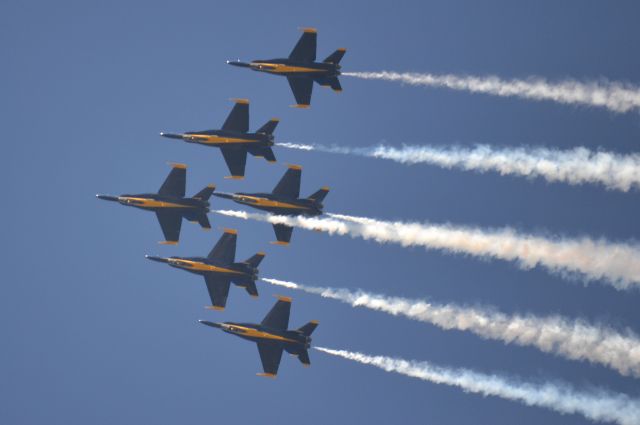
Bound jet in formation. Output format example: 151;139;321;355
161;99;278;179
228;28;346;108
96;163;214;244
214;165;328;245
146;228;264;310
200;296;318;377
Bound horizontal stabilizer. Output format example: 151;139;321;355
244;281;259;298
244;252;266;268
323;48;346;64
308;187;329;203
315;76;342;92
248;146;276;163
196;213;211;230
298;349;311;366
193;184;215;201
272;223;294;245
297;320;318;336
257;119;279;135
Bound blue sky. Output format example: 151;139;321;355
2;1;640;424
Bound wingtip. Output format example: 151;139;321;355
276;295;292;303
167;161;187;169
159;240;179;245
224;175;245;180
256;373;277;378
205;305;225;311
230;98;250;104
270;241;290;246
223;228;238;235
291;104;311;109
286;163;302;170
298;27;317;33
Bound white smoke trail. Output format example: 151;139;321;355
343;71;640;114
315;347;640;425
213;209;640;289
263;277;640;377
278;142;640;192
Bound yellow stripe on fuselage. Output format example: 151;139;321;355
119;197;193;209
237;195;309;210
185;134;259;145
168;259;245;274
227;325;297;343
254;63;326;74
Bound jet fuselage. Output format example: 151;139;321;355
203;321;312;352
233;58;341;78
162;129;274;149
215;192;323;216
146;255;257;281
97;193;209;212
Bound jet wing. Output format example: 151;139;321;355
272;167;301;198
220;147;248;178
257;342;284;377
221;100;249;133
272;223;293;245
158;165;186;198
207;230;237;263
155;211;182;243
204;275;231;310
287;77;313;108
261;297;291;330
288;30;316;62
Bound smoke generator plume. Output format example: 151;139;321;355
263;277;640;377
278;142;640;192
316;347;640;425
213;209;640;289
343;71;640;114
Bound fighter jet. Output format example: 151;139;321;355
160;99;278;179
228;28;346;108
146;229;264;310
96;163;213;244
200;296;318;377
214;164;328;245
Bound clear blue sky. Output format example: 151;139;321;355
2;1;639;424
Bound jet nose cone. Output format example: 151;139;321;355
199;320;222;329
212;192;234;200
96;194;119;202
160;132;183;140
145;255;169;264
227;60;251;68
